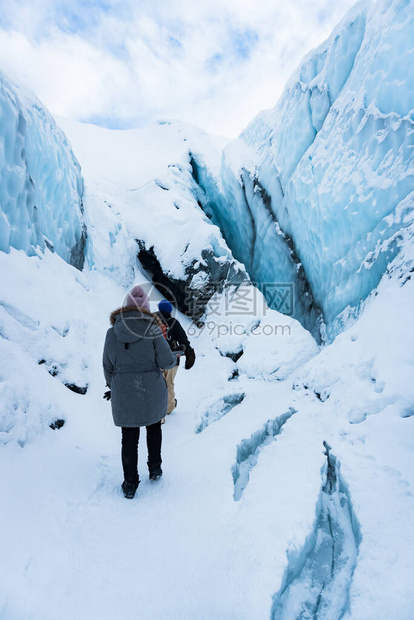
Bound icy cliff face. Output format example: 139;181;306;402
0;72;85;268
191;151;323;337
218;0;414;338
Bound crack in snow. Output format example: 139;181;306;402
271;442;361;620
195;393;245;434
232;407;296;501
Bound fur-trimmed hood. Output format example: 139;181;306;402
110;306;163;344
110;305;158;326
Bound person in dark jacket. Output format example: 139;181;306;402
156;300;196;420
103;286;178;499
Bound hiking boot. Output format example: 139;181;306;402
121;480;139;499
148;463;163;481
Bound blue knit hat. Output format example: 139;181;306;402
158;299;173;313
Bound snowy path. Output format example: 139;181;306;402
0;256;413;619
1;332;414;618
0;323;321;620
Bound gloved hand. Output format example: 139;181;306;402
172;345;186;366
185;346;196;370
103;390;111;401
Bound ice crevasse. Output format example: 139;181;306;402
194;0;414;338
0;71;86;268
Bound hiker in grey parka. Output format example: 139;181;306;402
103;286;178;498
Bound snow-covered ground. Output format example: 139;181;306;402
1;241;413;619
1;0;414;617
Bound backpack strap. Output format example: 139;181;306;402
154;312;169;340
160;321;168;340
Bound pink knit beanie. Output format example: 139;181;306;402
125;286;150;311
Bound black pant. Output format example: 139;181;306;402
121;422;162;485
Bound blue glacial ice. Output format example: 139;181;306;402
0;71;86;268
190;153;323;336
271;444;361;620
194;0;414;338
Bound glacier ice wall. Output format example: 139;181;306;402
190;152;323;337
0;72;86;268
218;0;414;338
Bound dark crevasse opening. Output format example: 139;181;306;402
189;153;323;341
137;242;196;316
137;240;246;323
271;442;361;620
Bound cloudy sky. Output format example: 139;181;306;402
0;0;358;137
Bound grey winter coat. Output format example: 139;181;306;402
103;306;178;427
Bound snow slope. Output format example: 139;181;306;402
58;116;248;320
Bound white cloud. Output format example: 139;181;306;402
0;0;360;137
